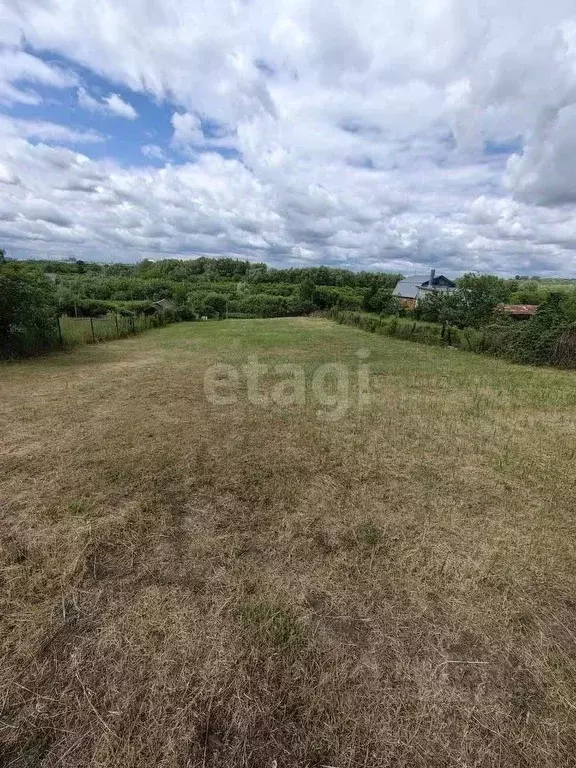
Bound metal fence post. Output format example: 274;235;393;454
57;316;63;346
115;314;119;336
90;316;96;343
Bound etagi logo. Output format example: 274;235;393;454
204;349;372;421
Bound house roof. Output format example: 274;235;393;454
392;274;455;299
392;275;426;299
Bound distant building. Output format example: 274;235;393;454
392;270;456;309
498;304;539;320
149;299;176;314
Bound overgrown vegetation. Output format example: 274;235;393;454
17;255;401;319
0;260;58;357
331;271;576;368
332;300;576;368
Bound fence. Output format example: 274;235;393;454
329;309;576;369
56;312;171;348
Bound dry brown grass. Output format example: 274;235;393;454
2;317;576;767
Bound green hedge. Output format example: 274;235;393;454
329;310;576;369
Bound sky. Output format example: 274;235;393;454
1;1;576;274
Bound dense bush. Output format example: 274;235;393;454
330;303;576;369
553;326;576;368
0;263;58;358
191;292;228;318
362;285;401;315
415;273;510;328
478;295;571;365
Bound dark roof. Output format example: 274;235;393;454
393;274;456;299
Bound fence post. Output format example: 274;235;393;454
57;316;63;346
131;316;135;334
115;314;119;337
90;316;96;343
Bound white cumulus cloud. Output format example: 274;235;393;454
0;115;104;144
141;144;166;161
2;0;576;273
0;47;77;105
171;112;204;145
77;87;138;120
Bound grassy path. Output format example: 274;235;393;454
2;318;576;767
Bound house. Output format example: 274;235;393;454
150;299;176;314
498;304;539;321
392;270;456;309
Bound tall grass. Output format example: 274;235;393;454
59;313;169;348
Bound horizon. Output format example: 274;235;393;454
8;253;576;281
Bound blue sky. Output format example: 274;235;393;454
7;52;238;166
1;0;576;274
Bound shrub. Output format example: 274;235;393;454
194;292;228;318
0;263;58;358
553;326;576;368
330;304;576;369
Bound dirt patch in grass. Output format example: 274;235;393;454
1;318;576;766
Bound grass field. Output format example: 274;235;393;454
2;317;576;767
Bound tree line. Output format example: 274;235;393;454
0;254;403;357
4;251;576;363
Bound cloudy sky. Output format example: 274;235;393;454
1;0;576;274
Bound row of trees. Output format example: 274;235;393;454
333;296;576;368
18;256;576;322
43;265;385;319
29;256;403;289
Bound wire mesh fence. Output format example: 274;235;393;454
57;313;170;348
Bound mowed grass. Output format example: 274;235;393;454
2;317;576;767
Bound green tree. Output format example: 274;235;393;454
0;262;58;357
197;292;228;318
298;277;318;306
417;274;510;328
363;286;398;315
171;283;188;305
456;273;509;327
